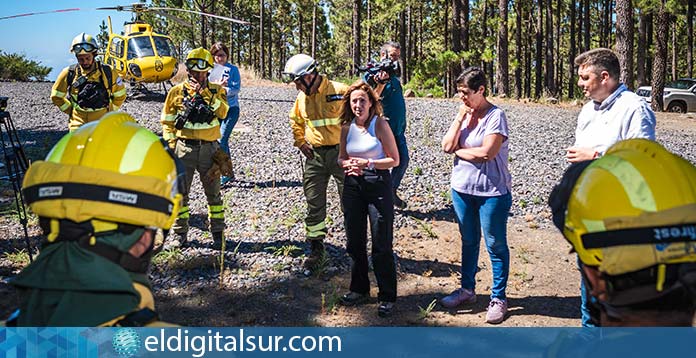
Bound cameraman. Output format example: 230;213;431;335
50;33;126;132
161;48;229;248
363;41;409;209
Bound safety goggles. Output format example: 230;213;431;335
282;72;303;84
186;58;211;71
71;43;97;54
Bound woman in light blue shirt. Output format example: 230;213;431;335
209;42;241;185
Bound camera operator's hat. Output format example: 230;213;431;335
22;112;184;231
185;47;214;72
550;139;696;276
283;54;317;83
70;33;99;55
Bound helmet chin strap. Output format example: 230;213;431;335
301;72;318;96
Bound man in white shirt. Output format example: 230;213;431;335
567;48;656;327
567;48;656;162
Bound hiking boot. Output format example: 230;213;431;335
303;240;325;270
440;288;476;308
377;301;394;318
393;193;407;209
485;298;508;324
212;231;224;250
340;292;369;306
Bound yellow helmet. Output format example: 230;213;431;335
551;139;696;276
70;32;99;54
22;112;183;231
185;47;214;71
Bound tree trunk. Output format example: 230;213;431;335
352;0;362;76
496;0;509;97
515;0;523;99
312;1;317;58
400;10;407;82
229;0;236;63
267;0;273;78
583;0;590;51
461;0;470;68
637;9;647;86
672;19;677;81
555;0;562;97
569;0;576;98
651;1;669;112
366;0;371;60
452;0;462;80
689;0;694;78
615;0;634;89
545;0;555;96
298;11;303;54
535;0;543;98
647;12;654;84
259;0;264;77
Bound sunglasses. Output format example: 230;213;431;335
185;58;211;71
72;43;97;53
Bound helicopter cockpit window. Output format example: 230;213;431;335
127;36;155;60
153;36;175;57
109;38;124;58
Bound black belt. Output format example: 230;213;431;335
180;138;215;146
313;144;338;150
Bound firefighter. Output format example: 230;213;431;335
550;139;696;326
283;54;348;270
51;33;126;131
6;113;181;326
161;47;230;248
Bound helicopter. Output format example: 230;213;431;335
1;2;249;91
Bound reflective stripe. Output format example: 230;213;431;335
183;119;219;130
112;88;127;97
161;113;177;122
305;221;327;237
112;104;121;111
163;132;177;141
119;130;157;173
582;219;606;233
178;206;190;219
592;156;657;212
51;89;66;97
309;117;341;128
209;205;224;219
211;98;221;111
46;133;73;162
59;102;71;111
73;102;106;112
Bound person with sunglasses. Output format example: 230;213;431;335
161;47;230;249
283;54;348;271
50;33;126;131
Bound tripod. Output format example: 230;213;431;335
0;99;33;262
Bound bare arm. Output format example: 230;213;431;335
454;133;505;163
374;117;399;169
442;104;469;153
337;125;351;168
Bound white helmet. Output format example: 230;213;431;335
70;32;99;55
283;54;317;83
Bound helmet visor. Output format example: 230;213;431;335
282;72;302;84
72;43;97;54
186;58;211;71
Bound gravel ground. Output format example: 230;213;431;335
1;81;695;325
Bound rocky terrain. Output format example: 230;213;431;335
1;81;695;327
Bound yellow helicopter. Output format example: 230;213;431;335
1;2;249;90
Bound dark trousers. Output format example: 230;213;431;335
342;169;397;302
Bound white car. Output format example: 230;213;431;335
636;78;696;113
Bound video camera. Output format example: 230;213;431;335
0;96;8;112
174;94;215;130
356;58;400;78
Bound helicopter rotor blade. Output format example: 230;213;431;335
0;8;83;21
149;7;250;25
152;10;193;28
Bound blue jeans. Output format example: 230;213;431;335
451;190;512;300
218;106;240;155
390;133;409;193
579;257;597;327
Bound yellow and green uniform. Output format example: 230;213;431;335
289;76;348;241
162;81;229;235
50;62;126;131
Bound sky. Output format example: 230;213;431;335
0;1;137;81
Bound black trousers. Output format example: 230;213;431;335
342;169;397;302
